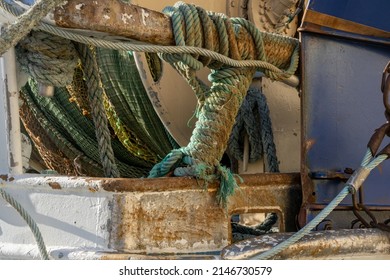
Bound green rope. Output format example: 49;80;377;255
74;43;120;178
0;186;49;260
0;1;299;78
147;2;299;206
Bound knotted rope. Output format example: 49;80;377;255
149;2;299;207
16;30;78;88
0;0;65;56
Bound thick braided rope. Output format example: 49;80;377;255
149;2;299;206
0;0;65;56
0;186;49;260
228;88;279;171
16;30;78;87
74;43;120;178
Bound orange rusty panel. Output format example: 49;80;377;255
110;189;229;253
107;173;301;253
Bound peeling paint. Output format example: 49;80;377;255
121;13;134;24
141;8;149;26
75;3;84;10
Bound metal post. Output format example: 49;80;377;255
0;24;23;175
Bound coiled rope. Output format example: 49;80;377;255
0;0;299;205
147;2;298;206
16;30;78;88
0;185;49;260
0;1;299;78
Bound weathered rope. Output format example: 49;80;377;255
16;30;78;87
0;0;65;56
0;0;298;203
147;2;298;206
228;87;279;171
74;43;120;178
0;1;299;79
0;186;49;260
228;87;279;232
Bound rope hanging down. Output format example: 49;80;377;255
228;87;279;172
148;2;299;207
74;44;120;178
228;87;279;232
0;0;298;204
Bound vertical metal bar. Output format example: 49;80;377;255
0;24;23;175
0;43;10;174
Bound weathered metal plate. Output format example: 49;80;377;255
0;173;301;259
300;0;390;227
222;228;390;260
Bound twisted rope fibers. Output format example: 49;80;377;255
74;43;120;178
0;0;65;56
0;1;299;80
0;186;49;260
0;0;299;206
146;2;298;206
16;30;78;87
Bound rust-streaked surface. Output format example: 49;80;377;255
106;173;301;253
55;0;174;45
54;0;296;68
3;173;300;254
222;228;390;260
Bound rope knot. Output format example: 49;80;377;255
16;31;78;88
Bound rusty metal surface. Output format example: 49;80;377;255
105;173;301;253
4;173;300;254
299;25;390;227
55;0;174;45
221;228;390;260
54;0;296;69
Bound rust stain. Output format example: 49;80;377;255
48;182;62;190
54;0;175;45
0;174;8;181
8;177;14;182
101;173;300;193
305;138;316;151
88;186;98;193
